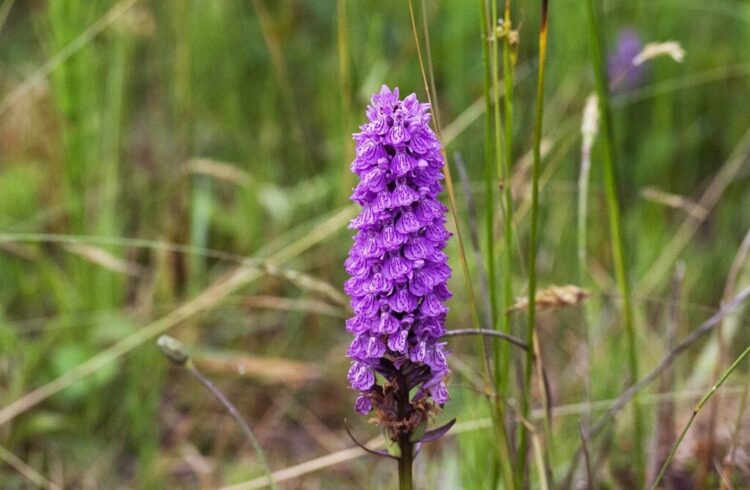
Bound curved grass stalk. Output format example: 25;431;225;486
408;4;510;489
0;0;140;118
187;361;279;490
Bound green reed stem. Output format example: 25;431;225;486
481;0;499;348
584;0;644;481
519;1;548;485
408;1;492;390
651;343;750;489
490;0;514;399
489;0;505;440
501;0;516;361
499;3;519;478
479;2;516;488
407;12;512;489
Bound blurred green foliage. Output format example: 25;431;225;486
0;0;749;487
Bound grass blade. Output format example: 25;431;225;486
519;0;549;485
583;0;644;480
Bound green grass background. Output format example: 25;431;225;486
1;0;749;488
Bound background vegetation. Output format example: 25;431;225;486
1;0;749;488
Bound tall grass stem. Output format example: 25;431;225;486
479;2;517;487
500;0;517;395
408;0;493;388
519;1;548;485
583;0;644;480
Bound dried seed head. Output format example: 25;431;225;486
633;41;685;66
509;285;591;313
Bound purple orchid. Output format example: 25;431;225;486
344;85;452;435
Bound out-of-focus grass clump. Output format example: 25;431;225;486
0;0;749;488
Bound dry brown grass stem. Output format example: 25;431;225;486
244;295;347;318
640;186;708;220
0;443;60;490
192;354;321;385
63;243;143;277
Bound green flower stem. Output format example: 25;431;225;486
584;0;644;481
398;438;413;490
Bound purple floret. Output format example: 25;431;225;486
607;28;646;92
345;85;451;415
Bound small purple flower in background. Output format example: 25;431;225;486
344;85;451;437
607;28;646;92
